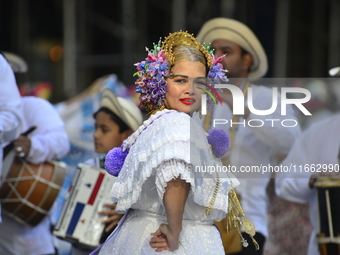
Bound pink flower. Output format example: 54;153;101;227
147;54;158;62
211;53;225;65
157;50;166;61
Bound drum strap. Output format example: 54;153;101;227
2;126;37;159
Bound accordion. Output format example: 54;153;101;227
53;163;116;249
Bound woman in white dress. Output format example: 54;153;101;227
97;31;256;255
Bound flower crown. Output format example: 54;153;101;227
134;31;228;112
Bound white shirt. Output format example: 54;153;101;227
0;54;22;222
21;96;70;164
0;96;70;255
276;114;340;255
0;54;22;171
194;84;301;237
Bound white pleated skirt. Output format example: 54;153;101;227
98;210;225;255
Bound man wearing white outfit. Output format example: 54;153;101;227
0;52;70;255
196;18;301;254
276;114;340;255
0;53;22;222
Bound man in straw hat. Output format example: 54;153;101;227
196;18;301;254
197;17;267;83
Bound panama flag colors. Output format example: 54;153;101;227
53;163;116;248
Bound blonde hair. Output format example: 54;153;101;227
171;46;208;74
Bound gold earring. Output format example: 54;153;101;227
159;103;166;111
147;102;166;116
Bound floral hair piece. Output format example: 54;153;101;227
134;31;228;113
134;39;169;112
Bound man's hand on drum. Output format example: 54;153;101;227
14;136;31;158
309;172;340;188
98;203;123;232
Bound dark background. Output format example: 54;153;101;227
1;0;339;103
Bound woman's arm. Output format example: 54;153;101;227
164;177;190;235
150;177;190;252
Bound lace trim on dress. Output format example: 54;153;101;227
110;109;238;213
155;159;235;213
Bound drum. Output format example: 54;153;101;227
53;163;116;249
0;156;66;227
315;177;340;255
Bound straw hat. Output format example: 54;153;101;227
2;51;28;73
100;88;143;131
197;17;268;80
329;66;340;77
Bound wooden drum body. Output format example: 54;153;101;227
0;157;66;227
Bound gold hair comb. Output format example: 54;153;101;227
161;31;212;68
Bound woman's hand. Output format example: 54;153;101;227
150;223;180;252
98;203;123;232
149;177;189;252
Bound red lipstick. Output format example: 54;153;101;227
180;98;196;105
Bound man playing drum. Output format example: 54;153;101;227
0;52;22;228
0;53;22;190
276;114;340;255
0;52;70;255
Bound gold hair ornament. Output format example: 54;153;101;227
161;31;212;69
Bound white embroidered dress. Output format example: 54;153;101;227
99;109;239;255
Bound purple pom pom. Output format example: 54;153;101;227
105;147;130;177
207;129;230;158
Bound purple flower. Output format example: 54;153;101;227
208;61;228;85
160;64;168;71
207;129;230;158
134;42;170;112
105;147;130;177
